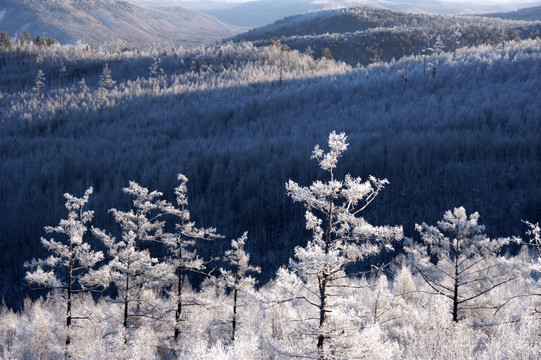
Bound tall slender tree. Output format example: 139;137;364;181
25;188;106;356
221;232;261;342
97;63;115;106
284;131;403;358
149;57;163;94
33;69;46;96
161;174;221;345
94;182;171;344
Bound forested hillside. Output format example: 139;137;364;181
487;5;541;21
0;0;240;47
233;6;541;66
1;24;540;316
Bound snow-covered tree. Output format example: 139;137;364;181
284;131;403;357
453;30;462;58
78;78;88;96
161;173;221;345
522;220;541;313
0;303;18;359
99;63;116;90
431;35;445;56
149;57;163;94
428;35;445;77
33;69;46;96
221;232;261;342
93;181;171;344
407;207;521;322
523;220;540;257
24;188;105;352
97;63;115;105
323;47;333;61
0;31;12;49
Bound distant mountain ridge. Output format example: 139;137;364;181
0;0;241;47
486;5;541;21
232;6;541;66
137;0;541;28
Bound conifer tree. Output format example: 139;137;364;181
97;63;115;105
161;174;221;345
0;31;12;49
33;69;46;96
323;47;333;61
78;78;88;95
284;131;403;358
93;182;172;344
407;207;521;322
25;188;106;354
220;232;261;342
523;220;540;257
149;57;163;94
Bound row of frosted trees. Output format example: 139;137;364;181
6;132;540;359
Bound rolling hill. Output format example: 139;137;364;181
233;6;541;66
486;5;541;21
0;0;241;47
137;0;541;28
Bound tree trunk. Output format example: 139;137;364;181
317;274;328;358
123;255;131;344
453;239;459;322
66;259;73;359
232;286;238;342
174;243;183;343
317;194;333;357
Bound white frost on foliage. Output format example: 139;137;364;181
311;131;348;172
523;220;541;250
24;187;104;291
283;131;403;356
407;206;522;322
25;267;61;288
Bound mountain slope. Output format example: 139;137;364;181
486;5;541;21
1;38;540;307
233;6;541;66
205;0;320;28
138;0;541;28
0;0;241;47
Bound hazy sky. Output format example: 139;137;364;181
183;0;539;9
138;0;539;16
198;0;536;3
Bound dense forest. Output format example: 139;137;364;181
0;5;541;358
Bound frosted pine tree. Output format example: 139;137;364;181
99;63;116;90
149;57;163;94
284;131;403;358
522;220;541;310
78;78;88;96
97;63;115;106
220;232;261;342
429;35;445;77
109;181;165;251
523;220;540;257
33;69;46;96
432;35;445;56
160;174;221;345
93;181;172;344
24;188;106;354
406;207;521;322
